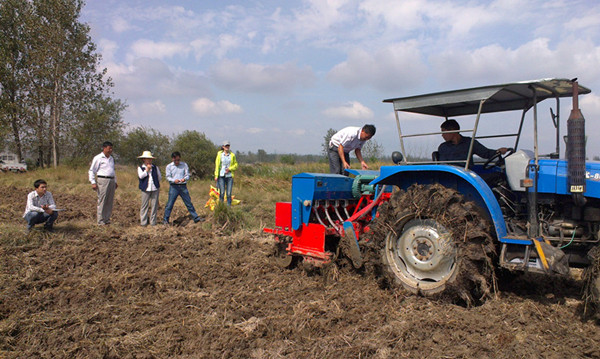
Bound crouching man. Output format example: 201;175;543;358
23;179;58;232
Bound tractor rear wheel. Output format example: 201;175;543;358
583;246;600;317
376;184;496;305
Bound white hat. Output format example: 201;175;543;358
137;150;155;159
222;140;230;146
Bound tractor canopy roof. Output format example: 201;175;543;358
383;78;591;117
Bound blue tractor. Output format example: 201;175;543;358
266;78;600;309
370;78;600;306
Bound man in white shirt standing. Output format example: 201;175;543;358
328;124;376;175
89;141;117;225
23;179;58;232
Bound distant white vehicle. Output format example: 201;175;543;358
0;151;27;172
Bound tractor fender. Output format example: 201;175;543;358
371;164;507;240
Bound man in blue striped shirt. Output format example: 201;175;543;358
163;151;204;225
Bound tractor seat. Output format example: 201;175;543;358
431;151;440;162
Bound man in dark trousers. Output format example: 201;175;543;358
328;124;376;175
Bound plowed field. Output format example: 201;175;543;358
1;184;599;358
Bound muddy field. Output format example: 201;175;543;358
1;184;600;358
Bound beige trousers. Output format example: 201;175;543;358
96;177;115;225
140;190;159;226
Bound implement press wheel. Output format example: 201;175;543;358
273;238;294;268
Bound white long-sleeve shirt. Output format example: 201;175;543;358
88;152;116;184
329;126;365;153
23;190;56;217
138;164;162;191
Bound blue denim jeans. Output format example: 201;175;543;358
163;184;198;221
217;176;233;205
24;211;58;230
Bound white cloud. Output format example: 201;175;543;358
111;17;134;33
191;37;211;61
430;38;600;87
564;8;600;32
358;0;426;32
581;93;600;113
105;58;211;100
130;39;189;60
581;93;600;156
130;100;167;118
192;98;243;116
246;128;264;134
215;34;242;58
289;0;351;39
210;59;315;93
328;41;427;91
287;129;307;136
262;0;357;52
358;0;522;39
98;39;118;63
322;101;373;119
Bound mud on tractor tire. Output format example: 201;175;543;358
583;246;600;318
369;184;497;306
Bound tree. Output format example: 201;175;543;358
0;0;122;167
120;127;171;165
34;0;112;167
280;154;295;165
172;130;217;179
257;149;267;162
63;96;125;162
0;0;33;161
361;139;384;162
322;128;337;158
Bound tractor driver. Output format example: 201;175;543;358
438;119;508;167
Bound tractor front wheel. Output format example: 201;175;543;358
375;184;496;305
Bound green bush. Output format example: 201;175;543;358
238;163;255;177
172;130;217;179
120;127;172;166
280;154;295;165
213;201;245;233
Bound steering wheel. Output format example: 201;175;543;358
483;148;515;170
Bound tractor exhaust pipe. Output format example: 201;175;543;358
567;79;586;206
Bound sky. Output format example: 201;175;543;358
80;0;600;158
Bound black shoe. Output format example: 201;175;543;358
194;216;205;223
